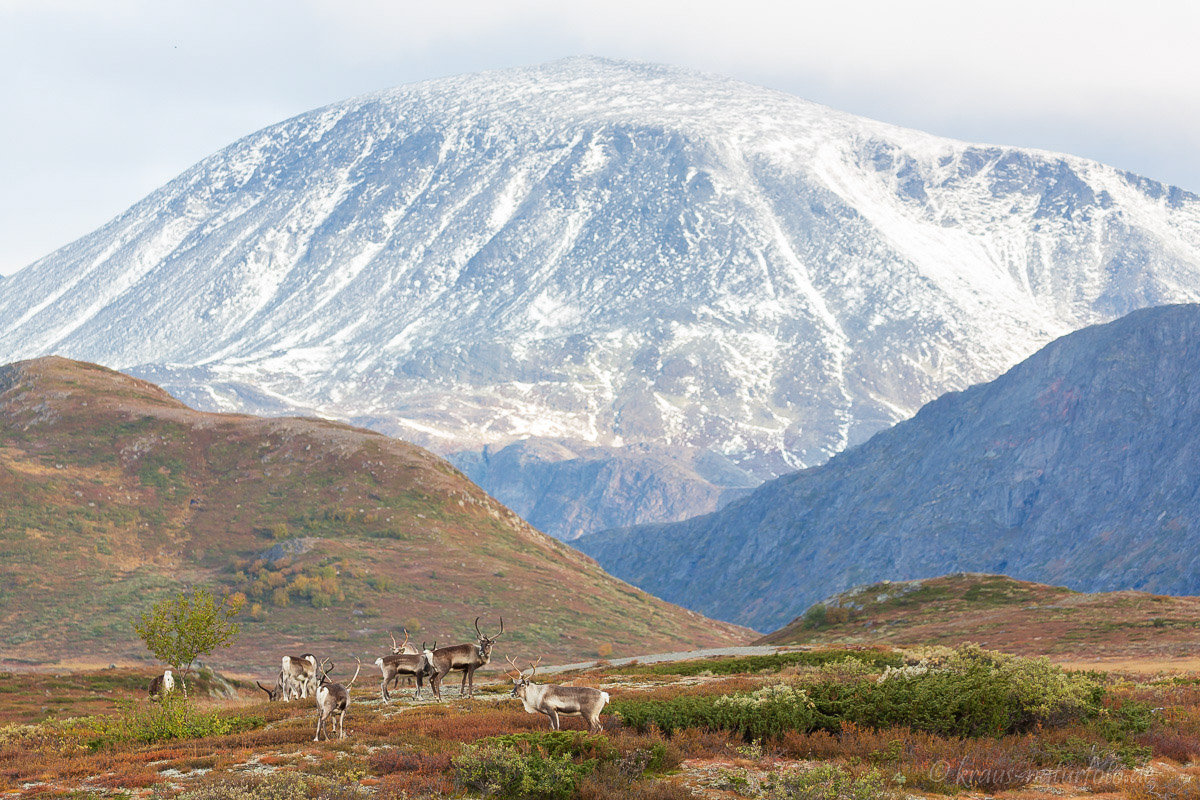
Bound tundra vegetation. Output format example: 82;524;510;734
5;644;1200;799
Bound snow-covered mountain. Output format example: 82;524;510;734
2;58;1200;529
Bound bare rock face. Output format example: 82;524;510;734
578;305;1200;631
2;59;1200;536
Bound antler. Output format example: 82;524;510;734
390;632;398;651
474;616;482;637
495;616;504;639
528;656;542;681
401;628;411;648
504;654;524;680
319;658;333;678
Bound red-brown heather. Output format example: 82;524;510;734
0;356;751;673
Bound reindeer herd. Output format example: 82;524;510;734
151;616;611;741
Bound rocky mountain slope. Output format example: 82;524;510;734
2;58;1200;536
760;573;1200;661
450;438;757;540
578;304;1200;631
0;357;750;670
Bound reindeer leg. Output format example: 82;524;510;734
381;678;390;703
546;708;560;731
338;710;346;740
459;668;468;698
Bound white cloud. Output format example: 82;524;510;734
1;0;1197;276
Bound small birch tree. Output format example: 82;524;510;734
133;587;244;697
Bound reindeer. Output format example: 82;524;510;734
383;630;420;693
314;658;361;741
375;641;436;702
147;669;175;701
256;671;288;702
280;653;318;701
428;617;503;700
506;656;610;733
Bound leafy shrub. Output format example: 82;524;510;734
762;764;898;800
84;695;261;748
453;742;592;800
613;683;823;741
481;731;617;764
806;645;1102;737
618;646;1101;742
616;650;901;677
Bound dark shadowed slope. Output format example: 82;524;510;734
578;304;1200;631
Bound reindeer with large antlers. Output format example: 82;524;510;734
314;657;361;741
506;656;610;734
428;617;503;700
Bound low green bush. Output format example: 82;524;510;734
614;683;824;740
481;731;617;764
617;646;1103;741
83;695;261;748
453;742;593;800
616;650;901;677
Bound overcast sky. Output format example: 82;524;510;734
2;0;1197;277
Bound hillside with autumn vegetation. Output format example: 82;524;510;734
0;357;750;673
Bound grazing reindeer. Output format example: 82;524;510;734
506;656;610;733
147;669;175;701
256;671;288;702
375;641;436;702
280;653;318;701
314;658;361;742
429;617;503;700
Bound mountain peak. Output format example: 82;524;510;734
1;61;1199;521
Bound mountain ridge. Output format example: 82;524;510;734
577;304;1200;630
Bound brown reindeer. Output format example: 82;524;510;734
375;641;436;702
384;629;420;692
428;617;503;700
